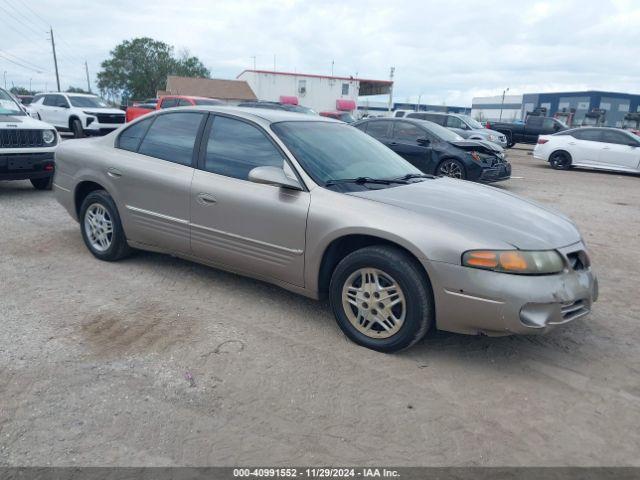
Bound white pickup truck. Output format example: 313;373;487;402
0;88;60;190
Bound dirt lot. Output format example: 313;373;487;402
1;145;639;467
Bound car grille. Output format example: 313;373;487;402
560;299;590;321
499;135;506;143
96;113;125;124
0;129;44;148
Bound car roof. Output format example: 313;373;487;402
161;105;341;124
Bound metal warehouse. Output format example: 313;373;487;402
472;90;640;128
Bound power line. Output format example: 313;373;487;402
0;48;48;72
0;52;43;73
0;2;47;43
11;0;50;29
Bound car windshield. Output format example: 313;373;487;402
68;96;109;108
459;115;483;129
0;90;25;115
419;120;464;141
271;121;422;187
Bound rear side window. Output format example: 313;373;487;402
424;114;445;126
572;129;602;142
117;117;154;152
203;116;284;180
394;111;405;118
177;99;193;106
138;112;204;166
446;116;464;129
528;116;543;127
366;121;392;138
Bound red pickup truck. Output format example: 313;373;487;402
125;95;224;122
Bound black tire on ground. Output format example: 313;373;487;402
71;118;84;138
329;245;434;353
79;190;132;261
437;158;467;180
549;150;572;170
30;176;53;190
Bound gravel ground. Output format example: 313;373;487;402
0;145;639;466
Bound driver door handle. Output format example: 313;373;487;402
197;193;217;205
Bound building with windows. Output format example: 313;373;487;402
357;100;471;118
472;91;640;127
236;69;392;114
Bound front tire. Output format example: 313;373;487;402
71;118;84;138
79;190;131;261
329;246;434;353
437;158;466;179
30;176;53;190
549;150;572;170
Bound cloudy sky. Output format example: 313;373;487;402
1;0;639;105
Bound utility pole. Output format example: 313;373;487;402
84;61;91;92
273;54;276;72
387;67;395;114
251;56;256;70
29;78;32;92
417;93;422;112
49;27;61;92
331;60;334;76
3;71;6;89
499;87;509;121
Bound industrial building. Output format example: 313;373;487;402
357;100;470;117
236;69;392;114
472;91;640;128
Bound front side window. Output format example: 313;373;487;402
572;129;602;142
446;116;464;129
204;116;284;180
542;118;555;129
394;122;425;143
68;96;108;108
177;99;193;107
271;121;421;186
138;112;204;165
160;98;178;109
601;129;636;146
117;117;154;152
366;120;392;138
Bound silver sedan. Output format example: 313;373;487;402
53;106;598;352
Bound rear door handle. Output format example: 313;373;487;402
568;142;576;145
602;146;611;150
107;168;122;178
197;193;217;205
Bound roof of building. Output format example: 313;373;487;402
165;76;257;101
237;69;393;96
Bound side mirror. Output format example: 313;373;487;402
248;166;303;190
416;137;431;146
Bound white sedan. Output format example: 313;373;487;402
534;127;640;174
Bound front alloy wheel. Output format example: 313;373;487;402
79;190;131;261
438;159;465;179
330;246;434;352
84;203;113;252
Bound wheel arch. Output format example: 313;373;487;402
68;115;82;130
316;233;432;300
74;180;108;217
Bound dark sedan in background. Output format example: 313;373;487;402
353;118;511;182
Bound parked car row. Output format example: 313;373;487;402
52;105;598;352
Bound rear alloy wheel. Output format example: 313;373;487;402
30;176;53;190
71;118;84;138
79;190;131;261
437;159;466;179
330;246;434;352
549;151;572;170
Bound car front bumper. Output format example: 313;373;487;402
426;241;598;336
84;120;124;135
478;162;511;183
0;151;55;180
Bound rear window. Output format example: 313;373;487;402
117;117;154;152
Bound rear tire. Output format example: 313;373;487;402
329;246;434;353
30;176;53;190
549;150;572;170
79;190;131;261
71;118;84;138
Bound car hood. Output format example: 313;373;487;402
0;114;56;130
79;107;125;115
350;178;581;250
449;139;503;155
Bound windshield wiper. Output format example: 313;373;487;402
394;173;436;181
325;176;409;187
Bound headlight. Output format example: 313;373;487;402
42;130;56;144
462;250;564;275
82;111;97;116
488;134;497;141
469;151;481;162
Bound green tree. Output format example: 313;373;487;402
10;86;33;96
96;37;210;101
66;86;89;93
